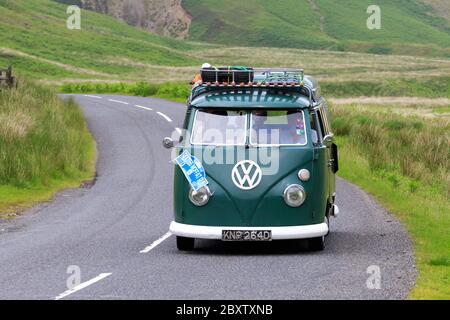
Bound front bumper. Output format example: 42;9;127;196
169;221;328;240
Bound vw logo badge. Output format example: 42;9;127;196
231;160;262;190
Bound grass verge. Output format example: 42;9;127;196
0;79;96;216
331;104;449;299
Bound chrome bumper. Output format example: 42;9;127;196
169;221;328;240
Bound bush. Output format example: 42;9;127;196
60;81;191;100
332;117;351;136
367;46;393;55
130;82;158;96
383;119;408;130
155;83;190;99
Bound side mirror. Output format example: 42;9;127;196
323;134;334;147
163;137;174;149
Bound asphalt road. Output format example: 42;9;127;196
0;94;416;300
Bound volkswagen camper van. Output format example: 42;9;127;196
164;67;339;251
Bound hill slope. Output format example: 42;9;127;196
2;0;450;86
0;0;201;82
183;0;450;55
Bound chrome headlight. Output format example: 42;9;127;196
298;169;311;182
283;184;306;207
189;186;211;206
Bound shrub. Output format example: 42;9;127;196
333;117;351;136
60;81;191;100
383;119;408;130
367;46;393;55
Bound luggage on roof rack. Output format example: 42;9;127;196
256;70;303;84
199;67;304;85
201;66;254;83
191;67;317;104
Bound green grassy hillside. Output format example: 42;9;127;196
0;0;202;82
183;0;450;56
2;0;450;86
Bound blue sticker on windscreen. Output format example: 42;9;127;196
175;150;208;191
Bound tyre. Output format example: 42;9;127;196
176;236;195;251
308;236;325;251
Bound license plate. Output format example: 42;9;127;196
222;230;272;242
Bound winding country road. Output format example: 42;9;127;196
0;94;416;300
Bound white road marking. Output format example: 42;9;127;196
140;231;172;254
83;95;102;99
108;99;129;105
175;128;182;134
134;105;153;111
54;273;112;300
157;112;173;123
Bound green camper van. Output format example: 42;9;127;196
164;67;339;251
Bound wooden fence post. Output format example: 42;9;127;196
7;66;12;87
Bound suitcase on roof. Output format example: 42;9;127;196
201;66;254;83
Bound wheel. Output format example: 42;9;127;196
308;236;325;251
176;236;195;251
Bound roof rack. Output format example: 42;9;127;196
190;67;314;104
